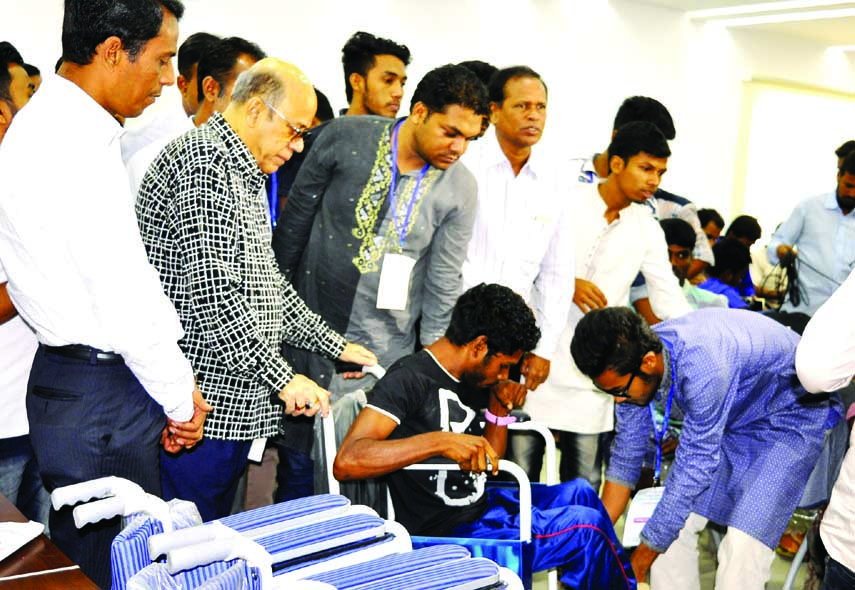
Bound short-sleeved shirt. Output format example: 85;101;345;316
366;350;489;536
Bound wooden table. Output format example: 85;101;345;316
0;493;99;589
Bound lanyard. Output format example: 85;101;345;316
649;343;676;486
389;120;430;250
268;172;279;228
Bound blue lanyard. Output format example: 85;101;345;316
389;120;429;250
268;172;279;228
649;343;676;486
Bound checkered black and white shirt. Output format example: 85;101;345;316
136;113;346;440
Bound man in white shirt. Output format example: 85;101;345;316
796;267;855;590
460;66;573;479
0;2;209;586
571;96;714;280
527;121;691;489
0;42;48;532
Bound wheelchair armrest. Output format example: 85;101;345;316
403;459;532;543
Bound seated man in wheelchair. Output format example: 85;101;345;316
334;283;636;590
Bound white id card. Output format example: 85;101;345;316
622;486;665;547
248;437;267;463
376;253;416;310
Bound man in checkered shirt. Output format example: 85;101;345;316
136;58;375;521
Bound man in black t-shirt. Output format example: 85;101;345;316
334;284;637;590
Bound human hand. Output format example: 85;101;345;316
630;543;659;584
338;343;379;379
278;374;331;417
777;244;797;264
491;379;528;411
520;352;550;390
440;433;500;475
163;385;212;451
574;278;607;313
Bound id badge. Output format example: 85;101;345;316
622;486;665;547
376;253;416;310
247;437;267;463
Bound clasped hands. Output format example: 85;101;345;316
162;384;212;453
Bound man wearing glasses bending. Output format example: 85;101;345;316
136;58;375;521
570;306;841;590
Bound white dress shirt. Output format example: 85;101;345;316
0;75;195;421
0;265;38;439
526;182;692;433
462;130;574;359
126;113;195;197
796;266;855;574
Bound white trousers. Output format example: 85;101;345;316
649;512;775;590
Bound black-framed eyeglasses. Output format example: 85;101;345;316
262;100;309;142
596;371;637;399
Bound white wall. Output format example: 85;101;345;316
4;0;855;231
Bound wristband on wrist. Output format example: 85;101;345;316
484;408;517;427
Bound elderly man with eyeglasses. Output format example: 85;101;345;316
135;57;375;521
570;306;842;590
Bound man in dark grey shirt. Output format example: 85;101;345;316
274;64;489;397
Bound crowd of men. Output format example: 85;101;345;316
1;1;854;589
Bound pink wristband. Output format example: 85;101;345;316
847;403;855;422
484;408;517;427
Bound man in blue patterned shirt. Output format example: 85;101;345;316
571;307;841;590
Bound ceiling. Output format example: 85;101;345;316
637;1;855;47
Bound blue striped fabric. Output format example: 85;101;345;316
221;494;349;534
306;545;471;588
272;532;399;575
111;516;163;590
260;514;385;561
357;557;501;590
195;561;263;590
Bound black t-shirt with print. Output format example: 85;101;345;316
366;350;491;536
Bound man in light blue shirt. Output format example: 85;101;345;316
767;151;855;328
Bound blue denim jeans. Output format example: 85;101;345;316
0;434;50;531
822;556;855;590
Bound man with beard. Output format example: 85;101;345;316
273;64;488;397
767;150;855;332
334;283;636;590
523;122;690;486
571;307;841;590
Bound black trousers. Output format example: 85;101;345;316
26;345;165;589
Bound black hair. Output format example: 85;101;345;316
341;31;411;104
62;0;185;65
23;63;40;77
446;283;541;357
835;140;855;160
177;32;220;79
660;218;695;249
840;151;855;177
571;307;663;379
314;87;334;123
725;215;761;243
697;208;725;231
486;65;547;104
457;60;498;88
0;42;24;105
54;57;63;73
708;238;751;278
197;36;266;99
606;121;670;171
410;63;490;120
613;96;676;140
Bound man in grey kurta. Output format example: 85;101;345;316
273;64;489;396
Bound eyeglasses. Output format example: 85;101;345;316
262;100;309;142
596;371;636;399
